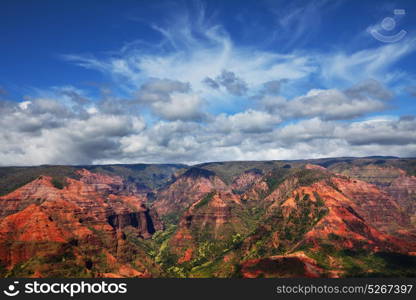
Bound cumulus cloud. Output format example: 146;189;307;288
134;78;204;121
137;78;190;103
1;93;416;166
339;116;416;146
151;93;205;121
260;80;390;121
212;109;281;134
344;79;393;100
0;98;145;165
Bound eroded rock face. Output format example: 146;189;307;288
331;165;406;186
184;192;242;232
259;178;412;253
167;165;416;270
0;203;78;267
167;191;246;260
230;169;264;194
107;210;158;239
305;163;327;171
0;176;60;218
292;181;413;253
384;175;416;215
0;170;161;270
153;167;229;216
330;177;410;234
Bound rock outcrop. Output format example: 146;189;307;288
0;169;161;274
153;167;229;216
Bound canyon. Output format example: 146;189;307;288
0;157;415;278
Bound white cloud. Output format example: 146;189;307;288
18;101;31;110
0;99;145;166
151;93;205;121
260;81;390;121
1;95;416;166
133;78;204;121
212;109;281;134
338;116;416;146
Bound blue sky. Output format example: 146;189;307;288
1;0;416;165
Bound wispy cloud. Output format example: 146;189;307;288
269;0;335;49
63;4;317;96
320;37;416;84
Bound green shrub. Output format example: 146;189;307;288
51;178;65;189
195;192;215;209
265;168;289;191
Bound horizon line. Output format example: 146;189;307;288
0;155;413;168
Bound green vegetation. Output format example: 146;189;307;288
0;163;187;196
0;165;80;196
313;191;325;206
306;245;416;277
320;157;416;183
153;226;183;276
194;161;287;185
295;169;328;186
264;168;290;191
194;192;215;209
160;212;181;225
4;242;91;278
85;163;187;190
0;262;6;277
282;193;328;243
51;177;65;189
3;235;165;278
